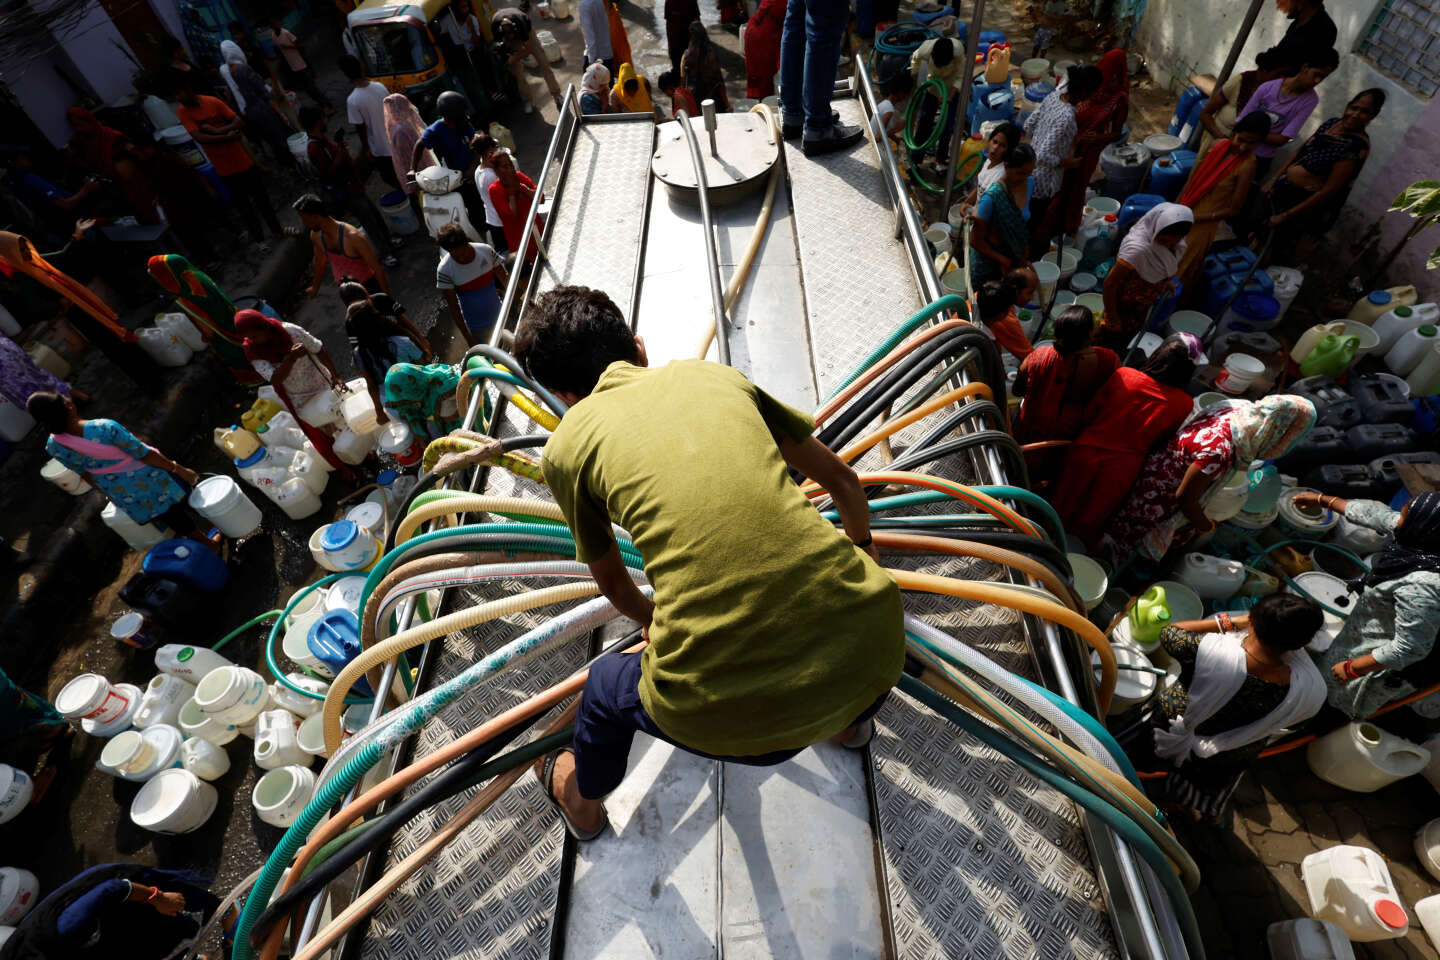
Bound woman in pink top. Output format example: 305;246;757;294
293;194;394;296
1235;47;1336;176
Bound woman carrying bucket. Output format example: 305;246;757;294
1105;395;1315;564
28;391;203;537
1098;202;1193;351
338;280;432;426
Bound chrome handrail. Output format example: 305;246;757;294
489;85;580;347
672;105;731;367
851;65;1184;960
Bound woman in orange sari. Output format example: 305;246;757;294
1175;111;1271;298
1056;49;1128;236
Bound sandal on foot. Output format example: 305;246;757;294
538;750;607;841
835;718;875;750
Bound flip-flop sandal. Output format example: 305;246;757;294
538;749;607;841
835;718;875;750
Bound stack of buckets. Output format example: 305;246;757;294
1203;248;1281;339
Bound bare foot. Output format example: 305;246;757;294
535;751;605;835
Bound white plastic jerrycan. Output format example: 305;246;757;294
1301;845;1409;942
253;709;309;770
131;674;197;730
1174;552;1246;600
1265;918;1355;960
1306;722;1431;793
155;645;232;683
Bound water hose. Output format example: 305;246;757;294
392;495;567;544
804;471;1043;538
874;531;1081;613
212;610;282;651
816;319;979;423
836;383;993;463
888;567;1116;714
899;675;1207;958
693;103;783;362
461;343;570;416
827;295;973;396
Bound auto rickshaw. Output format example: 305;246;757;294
345;0;498;118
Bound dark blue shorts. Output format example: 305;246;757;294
571;651;888;799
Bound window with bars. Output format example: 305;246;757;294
1356;0;1440;96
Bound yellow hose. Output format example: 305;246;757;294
837;382;992;463
320;581;598;753
495;363;562;431
887;568;1116;714
693;103;783;361
393;495;567;545
419;434;543;480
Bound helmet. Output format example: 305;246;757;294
436;90;470;122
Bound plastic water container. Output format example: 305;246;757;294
39;457;90;496
341;384;378;434
308;610;372;694
1287;571;1355;650
273;476;323;520
1417;819;1440;882
1331;513;1389;557
1289;376;1360;430
1347;423;1415;460
99;724;183;781
155;312;205;352
1350;287;1416;326
1369;451;1440;498
1168;86;1207;138
1385;323;1437;375
1078;215;1118;271
376;420;423;464
1308;723;1430;792
132;673;196;730
1271;488;1339;542
177;697;238;745
1266;265;1303;323
379;190;419;236
254;709;309;770
1350;375;1413;425
137;327;192;367
1416;894;1440;953
0;868;38;924
1372;304;1429;354
101;501;170;551
1099;143;1152;200
1066;553;1107;611
1117;192;1164;228
269;673;327;718
1216;353;1266;395
297;713;330;758
188;476;263;538
1148;149;1195;201
1126;585;1173;650
1301;845;1409;941
1092;640;1157;716
1041;247;1081;281
1020;57;1050;82
130;768;217;834
1406;342;1440;395
193;665;273;726
181;736;230;781
55;673;134;724
260;411;307;450
1174;553;1246;599
0;766;33;826
290;450;329;496
143;540;229;592
1032;260;1060;304
253;765;317;828
333;427;373;465
214;425;261;461
317;520;380;570
1221;292;1282;334
1266;918;1356;960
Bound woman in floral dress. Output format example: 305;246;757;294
1107;395;1315;562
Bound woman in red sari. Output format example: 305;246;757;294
1048;332;1199;550
1012;304;1118;483
1056;49;1129;235
744;0;785;99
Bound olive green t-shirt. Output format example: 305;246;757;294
542;360;905;756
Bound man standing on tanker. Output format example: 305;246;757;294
516;285;905;839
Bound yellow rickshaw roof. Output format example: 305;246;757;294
349;0;451;23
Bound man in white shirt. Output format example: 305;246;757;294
577;0;615;75
470;133;509;253
340;53;400;190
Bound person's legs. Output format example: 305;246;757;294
528;34;563;104
800;0;847;134
220;172;265;238
230;166;283;237
487;222;510;254
457;181;488;234
373;156;401;191
778;0;808;130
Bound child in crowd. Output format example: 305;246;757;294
875;73;915;140
657;70;700;118
974;269;1036;361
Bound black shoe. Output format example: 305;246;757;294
802;121;865;157
782;110;842;140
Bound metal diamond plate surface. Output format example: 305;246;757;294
784;99;922;399
360;581;587;960
535;118;655;313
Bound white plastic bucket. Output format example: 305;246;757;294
341;388;378;435
253;765;318;828
178;697;239;745
1032;261;1060;304
0;766;33;825
157;124;208;166
193;665;272;726
1166;309;1211;339
290;450;330;496
287;131;310;167
1020;57;1050;82
297;713;330;757
1041;247;1081;280
1066;553;1107;611
189;476;263;538
1215;353;1264;394
379;191;418;236
40;458;90;495
130;768;218;834
941;270;967;297
924;225;951;255
0;868;38;925
55;673;133;724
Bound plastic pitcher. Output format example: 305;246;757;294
1127;586;1172;649
1306;722;1431;792
983;42;1010;82
213;425;260;460
1300;335;1360;379
1301;845;1409;942
1291;322;1346;364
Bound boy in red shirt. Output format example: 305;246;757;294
173;77;281;242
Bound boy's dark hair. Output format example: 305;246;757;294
472;133;498;158
299;104;323;132
1251;593;1323;651
435;223;470;250
1234;110;1272;138
1053;306;1095;357
657;70;679;93
931;38;956;68
338;53;364;80
515;285;638;395
26;391;69;434
292;193;327;215
976;277;1020;323
1304;47;1340;71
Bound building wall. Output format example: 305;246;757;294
1134;0;1438;298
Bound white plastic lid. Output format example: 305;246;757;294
131;769;194;826
55;674;107;716
102;730;146;768
325;576;367;613
110;612;143;638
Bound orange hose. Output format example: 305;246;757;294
872;532;1083;613
814;319;977;424
1257;680;1440;758
888;568;1115;714
836;382;992;463
803;470;1043;538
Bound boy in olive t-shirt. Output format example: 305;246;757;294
516;285;906;840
